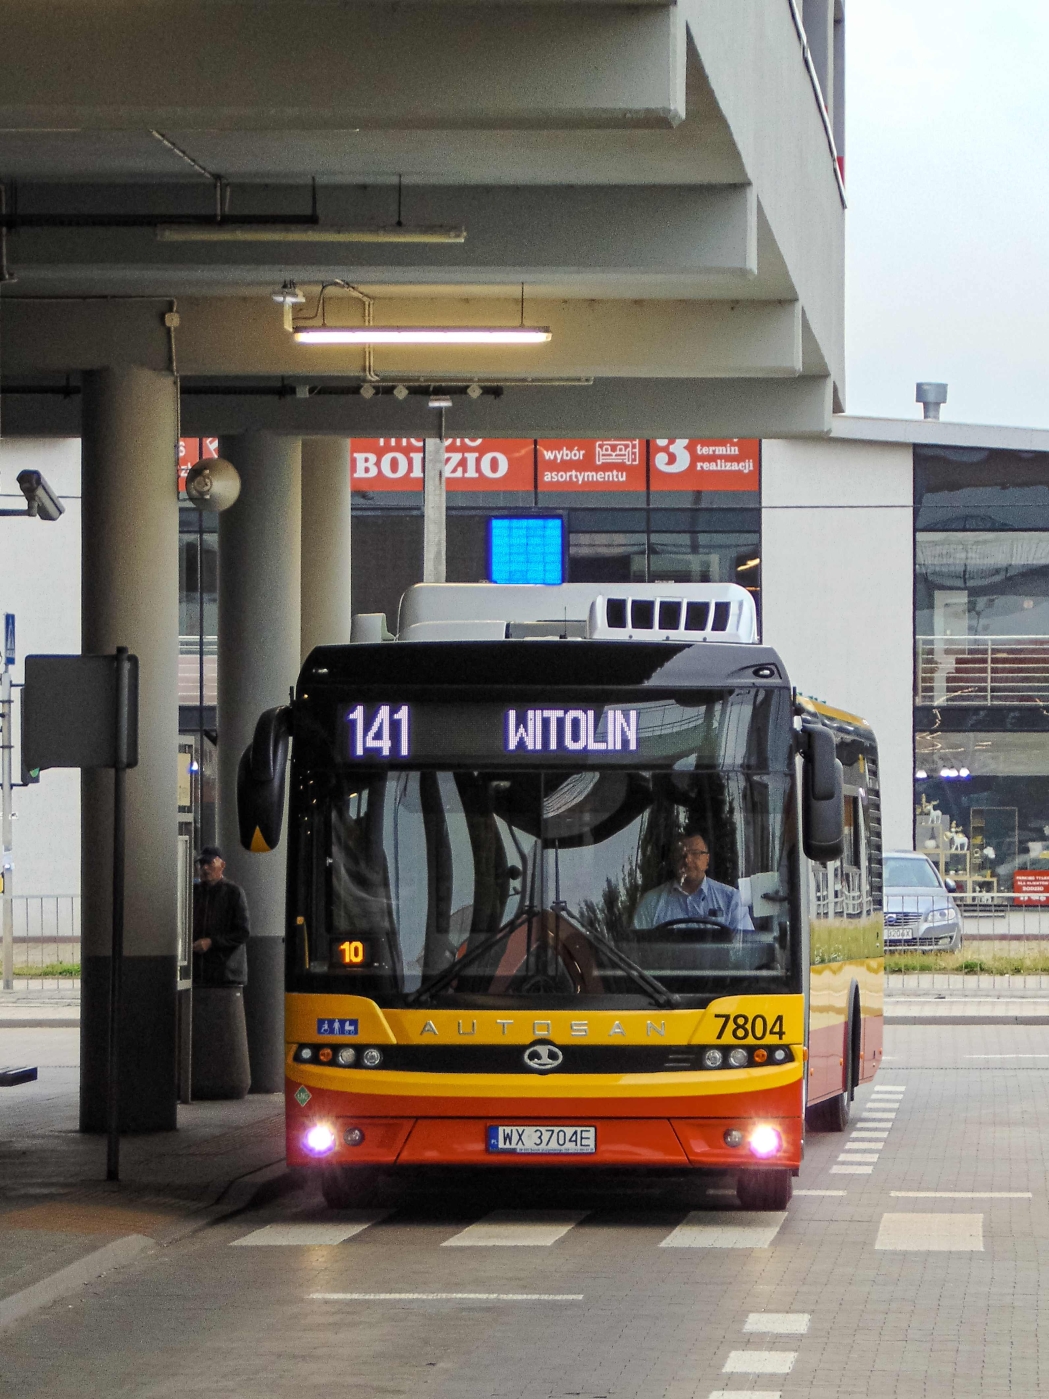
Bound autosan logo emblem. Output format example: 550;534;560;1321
523;1043;564;1072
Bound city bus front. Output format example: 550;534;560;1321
255;620;816;1211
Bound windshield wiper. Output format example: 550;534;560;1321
405;912;531;1006
567;923;680;1009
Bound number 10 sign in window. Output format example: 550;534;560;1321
345;704;411;759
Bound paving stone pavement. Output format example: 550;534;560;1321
3;1023;1049;1397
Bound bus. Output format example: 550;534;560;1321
238;582;884;1211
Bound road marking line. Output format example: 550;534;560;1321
310;1292;584;1301
837;1153;880;1163
831;1165;873;1174
744;1313;810;1334
708;1392;781;1399
891;1192;1031;1199
875;1213;984;1251
795;1189;846;1196
872;1085;907;1091
965;1054;1049;1059
232;1214;387;1246
723;1351;796;1375
660;1211;786;1249
442;1210;587;1247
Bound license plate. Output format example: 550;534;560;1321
487;1125;596;1155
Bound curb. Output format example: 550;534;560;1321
0;1235;153;1332
0;1018;80;1029
886;1013;1049;1026
0;1162;298;1330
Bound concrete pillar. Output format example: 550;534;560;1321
218;433;301;1093
300;438;352;660
423;438;446;584
80;366;179;1132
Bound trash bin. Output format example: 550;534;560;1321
190;986;251;1099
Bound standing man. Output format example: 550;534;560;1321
192;846;251;986
633;832;753;933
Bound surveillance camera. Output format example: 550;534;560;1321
185;458;242;513
16;470;65;522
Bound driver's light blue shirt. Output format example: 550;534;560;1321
633;877;754;933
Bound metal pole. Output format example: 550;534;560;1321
105;646;130;1182
423;435;446;584
1;663;12;991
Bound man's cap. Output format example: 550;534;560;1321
196;845;224;864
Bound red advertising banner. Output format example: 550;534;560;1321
649;439;760;492
350;439;534;492
177;436;218;488
444;439;533;492
1014;869;1049;904
537;439;645;492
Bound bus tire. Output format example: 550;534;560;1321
321;1166;381;1210
737;1168;793;1211
805;987;860;1132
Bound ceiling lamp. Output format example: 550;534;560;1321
157;224;466;244
293;326;551;346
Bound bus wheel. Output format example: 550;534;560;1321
321;1166;381;1210
736;1168;793;1211
807;1088;851;1132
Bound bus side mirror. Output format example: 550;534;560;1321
237;706;292;853
799;722;844;863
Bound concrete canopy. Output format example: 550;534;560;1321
0;0;845;435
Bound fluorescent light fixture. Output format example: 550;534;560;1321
293;326;551;346
157;225;466;244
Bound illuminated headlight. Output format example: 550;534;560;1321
298;1046;314;1062
728;1048;749;1068
304;1123;337;1155
703;1048;724;1069
337;1047;357;1066
361;1047;383;1068
748;1125;782;1158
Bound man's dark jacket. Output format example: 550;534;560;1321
192;879;250;986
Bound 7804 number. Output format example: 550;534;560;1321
713;1012;786;1042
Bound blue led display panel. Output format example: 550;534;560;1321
488;516;564;585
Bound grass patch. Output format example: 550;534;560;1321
13;963;81;978
887;950;1049;974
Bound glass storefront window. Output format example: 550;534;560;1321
915;446;1049;530
916;532;1049;636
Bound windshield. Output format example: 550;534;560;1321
290;763;798;1007
884;856;942;890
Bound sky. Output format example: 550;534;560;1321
844;0;1049;428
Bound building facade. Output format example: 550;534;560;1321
8;412;1049;900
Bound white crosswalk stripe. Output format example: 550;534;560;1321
232;1214;388;1246
442;1210;587;1247
660;1211;786;1248
744;1313;810;1334
723;1351;796;1374
875;1213;984;1251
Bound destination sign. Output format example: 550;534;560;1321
336;695;765;768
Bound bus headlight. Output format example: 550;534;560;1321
748;1125;782;1158
728;1048;749;1068
304;1123;337;1155
361;1048;383;1068
703;1048;724;1069
337;1047;357;1066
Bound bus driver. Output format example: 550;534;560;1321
633;832;754;934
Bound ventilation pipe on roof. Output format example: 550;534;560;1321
916;382;948;420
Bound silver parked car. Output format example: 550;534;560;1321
883;851;963;952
